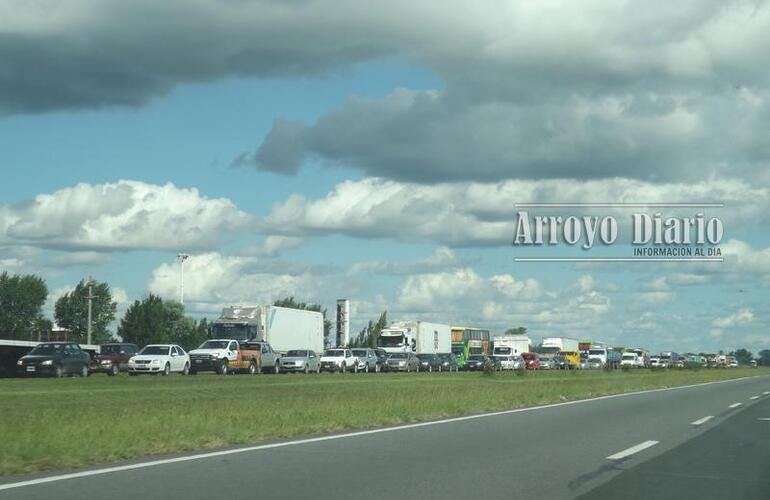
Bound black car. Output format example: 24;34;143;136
416;353;443;372
438;353;459;372
464;354;499;371
17;342;91;378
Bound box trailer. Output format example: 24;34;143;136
377;320;451;354
210;305;324;354
492;335;531;356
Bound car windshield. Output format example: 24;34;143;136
325;350;345;356
377;335;404;347
140;346;170;355
468;355;485;361
588;358;602;363
622;354;637;359
286;350;308;357
29;344;65;355
100;345;124;355
521;353;536;360
389;353;407;359
588;349;604;355
351;350;368;356
198;340;230;349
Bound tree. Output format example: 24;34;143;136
758;350;770;367
0;272;48;340
349;311;388;348
733;348;753;365
505;326;528;335
54;278;116;344
118;295;208;351
273;296;332;346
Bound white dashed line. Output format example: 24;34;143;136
750;396;760;400
606;440;659;460
728;403;743;408
690;416;714;426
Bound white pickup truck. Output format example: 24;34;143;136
319;348;360;373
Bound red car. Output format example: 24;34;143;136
521;352;540;370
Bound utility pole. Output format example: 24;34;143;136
86;280;95;346
177;253;189;304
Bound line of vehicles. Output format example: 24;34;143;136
12;305;749;378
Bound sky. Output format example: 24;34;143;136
0;0;768;353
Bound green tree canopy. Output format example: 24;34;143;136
733;348;753;365
758;349;770;367
350;311;387;348
505;326;528;335
54;278;116;344
118;295;208;351
0;272;48;340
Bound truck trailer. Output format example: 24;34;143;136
540;337;580;355
209;305;324;354
378;321;451;354
491;335;531;356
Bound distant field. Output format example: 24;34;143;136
0;368;765;476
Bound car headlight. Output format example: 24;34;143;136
398;361;406;366
101;360;112;365
210;354;218;360
151;359;161;365
41;360;53;366
16;360;23;366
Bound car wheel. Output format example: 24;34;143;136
375;363;381;373
365;363;369;373
416;365;420;373
163;363;171;376
274;363;280;375
248;361;257;375
80;364;89;378
353;363;359;373
55;364;64;378
428;365;432;373
182;363;190;376
406;365;410;373
304;364;309;374
109;364;119;376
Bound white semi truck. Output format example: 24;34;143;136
492;335;531;356
540;337;580;355
209;305;324;354
377;320;451;354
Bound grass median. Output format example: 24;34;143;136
0;367;765;476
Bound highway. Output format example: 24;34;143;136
1;375;768;500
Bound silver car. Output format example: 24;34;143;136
351;348;380;372
496;355;524;370
279;350;320;373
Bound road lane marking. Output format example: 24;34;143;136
750;396;760;400
606;440;659;460
728;403;743;408
764;391;770;395
758;418;770;421
0;374;766;492
691;416;714;426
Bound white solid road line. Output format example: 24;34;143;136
758;418;770;421
690;416;714;426
606;440;659;460
0;375;765;492
764;391;770;395
728;403;743;408
749;396;760;400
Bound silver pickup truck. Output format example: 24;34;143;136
240;340;282;374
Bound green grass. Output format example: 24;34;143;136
0;367;765;476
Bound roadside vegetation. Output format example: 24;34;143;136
0;367;765;476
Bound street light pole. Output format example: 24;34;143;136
177;253;189;304
86;281;95;345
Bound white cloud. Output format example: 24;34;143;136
0;180;251;251
349;246;463;275
712;308;755;328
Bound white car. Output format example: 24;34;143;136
495;355;524;370
319;349;360;373
128;344;190;376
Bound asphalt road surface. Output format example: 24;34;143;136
2;375;768;500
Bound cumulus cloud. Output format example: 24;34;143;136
0;180;251;251
349;246;464;275
712;307;755;328
264;177;770;247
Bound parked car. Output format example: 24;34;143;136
521;352;540;370
17;342;90;378
538;356;556;370
584;357;604;370
280;350;320;373
127;344;190;376
320;349;359;373
438;353;459;372
351;348;380;372
650;356;661;367
90;343;139;376
374;348;389;370
383;352;419;372
415;353;443;372
495;355;524;370
551;354;570;370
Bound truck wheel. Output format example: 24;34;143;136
274;363;280;375
219;361;229;375
182;363;190;376
339;363;346;373
354;364;359;373
162;363;170;376
80;364;89;377
248;361;257;375
109;364;119;376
